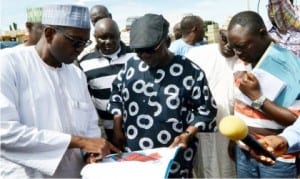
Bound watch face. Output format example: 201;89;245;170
251;96;266;110
252;102;261;110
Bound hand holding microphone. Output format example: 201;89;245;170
219;115;276;161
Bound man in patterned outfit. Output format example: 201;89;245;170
107;13;217;178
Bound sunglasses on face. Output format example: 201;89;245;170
133;40;164;54
53;27;92;48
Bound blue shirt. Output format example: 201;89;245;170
169;39;207;56
280;117;300;153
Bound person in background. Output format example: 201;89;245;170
77;5;112;60
20;7;43;46
185;28;236;178
107;13;217;178
267;0;300;58
172;22;182;40
89;5;112;26
0;4;119;178
227;10;300;178
79;18;135;143
169;15;207;56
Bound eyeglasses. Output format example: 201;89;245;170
220;33;228;43
54;27;92;48
228;43;250;53
133;40;164;54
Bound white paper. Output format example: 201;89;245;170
238;68;286;106
81;147;180;179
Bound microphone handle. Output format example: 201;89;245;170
243;135;276;161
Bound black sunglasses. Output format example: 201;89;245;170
133;40;164;54
53;27;92;48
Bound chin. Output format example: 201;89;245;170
64;58;75;64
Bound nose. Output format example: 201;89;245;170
232;48;242;56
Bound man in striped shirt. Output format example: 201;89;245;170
79;18;135;143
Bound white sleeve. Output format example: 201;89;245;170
0;52;71;176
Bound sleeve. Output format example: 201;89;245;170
185;68;217;132
0;53;71;176
279;117;300;153
269;0;300;32
107;63;127;116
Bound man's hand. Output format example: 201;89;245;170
249;135;288;166
239;72;261;100
70;136;121;162
169;132;191;149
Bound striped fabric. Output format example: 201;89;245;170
267;0;300;58
79;42;135;130
234;88;300;162
269;0;300;32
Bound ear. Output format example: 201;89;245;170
44;27;56;43
25;22;33;30
192;26;197;32
259;28;268;37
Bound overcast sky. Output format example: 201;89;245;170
0;0;270;31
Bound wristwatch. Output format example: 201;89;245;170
251;96;266;110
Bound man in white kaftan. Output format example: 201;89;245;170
186;39;236;178
0;46;99;178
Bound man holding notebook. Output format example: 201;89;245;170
227;11;300;178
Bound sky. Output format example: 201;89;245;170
0;0;270;32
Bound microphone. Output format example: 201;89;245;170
219;115;276;161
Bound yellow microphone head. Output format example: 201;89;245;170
219;115;248;140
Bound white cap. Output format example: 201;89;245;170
42;4;90;29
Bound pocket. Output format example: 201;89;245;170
69;99;94;135
69;99;92;111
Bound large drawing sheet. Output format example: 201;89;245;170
81;147;180;179
254;43;300;107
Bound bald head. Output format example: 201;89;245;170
90;5;112;26
95;18;119;34
94;18;120;54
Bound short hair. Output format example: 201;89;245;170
90;5;111;17
228;11;266;35
180;15;203;34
